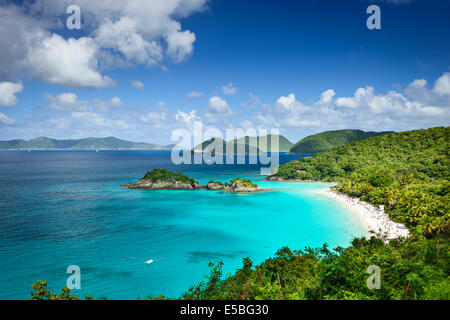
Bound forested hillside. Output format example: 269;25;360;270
180;127;449;300
289;129;393;154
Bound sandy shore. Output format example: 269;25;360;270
314;187;410;240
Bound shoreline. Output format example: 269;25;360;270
314;187;410;240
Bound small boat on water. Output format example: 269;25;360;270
145;259;154;265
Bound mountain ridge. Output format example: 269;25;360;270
289;129;394;154
0;136;175;150
192;134;293;154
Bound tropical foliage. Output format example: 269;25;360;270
229;178;258;188
142;169;197;185
277;127;449;236
289;129;393;154
181;127;449;300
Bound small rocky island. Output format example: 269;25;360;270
206;178;259;192
122;169;261;193
122;169;201;190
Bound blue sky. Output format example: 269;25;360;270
0;0;449;144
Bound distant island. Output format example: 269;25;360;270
289;129;394;154
192;134;293;154
0;137;175;150
122;169;261;192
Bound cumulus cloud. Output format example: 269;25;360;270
222;83;237;95
28;34;115;88
0;0;207;87
130;80;145;90
253;72;450;133
93;96;124;112
110;97;123;107
433;72;450;96
45;93;125;113
175;110;200;128
0;82;23;107
206;96;232;121
319;89;335;105
335;87;374;109
45;93;91;112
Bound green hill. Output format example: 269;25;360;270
0;137;174;150
193;134;293;154
275;127;449;235
180;127;449;300
289;129;394;154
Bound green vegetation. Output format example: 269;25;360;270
180;127;449;300
193;134;293;153
182;236;449;300
29;280;93;300
289;129;393;154
142;169;197;185
0;136;174;150
275;127;449;236
207;180;224;186
230;178;258;188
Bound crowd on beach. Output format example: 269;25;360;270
317;188;410;240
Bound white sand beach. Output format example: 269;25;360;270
315;187;410;240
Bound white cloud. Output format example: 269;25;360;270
434;72;450;96
175;110;200;128
140;112;167;126
110;97;123;107
253;71;450;133
0;1;207;87
275;93;310;113
206;96;232;120
0;82;23;107
28;34;115;88
45;93;91;112
319;89;335;104
222;83;237;95
186;91;205;99
255;113;280;127
130;80;145;90
166;29;196;63
335;86;375;108
0;112;16;125
45;93;124;113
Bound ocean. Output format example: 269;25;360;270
0;151;367;299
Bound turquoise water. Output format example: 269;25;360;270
0;151;366;299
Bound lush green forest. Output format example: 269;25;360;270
29;127;449;300
180;127;449;300
142;169;197;185
289;129;393;154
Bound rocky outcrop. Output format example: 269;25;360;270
224;178;259;193
266;175;286;181
122;179;201;190
205;181;225;190
122;169;201;190
122;169;261;193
